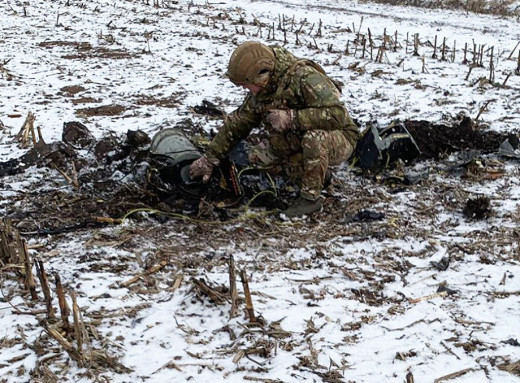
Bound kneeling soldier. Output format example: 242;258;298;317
190;41;359;218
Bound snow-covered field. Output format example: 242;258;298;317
1;0;520;382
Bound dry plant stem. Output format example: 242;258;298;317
493;290;520;297
170;274;183;292
489;53;495;83
434;368;477;382
508;41;520;59
244;377;284;383
119;260;167;288
0;219;14;264
441;37;447;60
191;278;228;303
44;322;85;367
240;269;256;323
56;275;71;333
475;100;494;121
465;65;474;80
35;259;56;319
413;33;419;56
452;41;456;62
229;255;238;319
440;340;460;359
52;163;78;189
499;272;507;286
502;72;512;86
409;273;437;286
70;291;87;352
16;112;35;147
71;161;79;188
409;291;447;303
36;125;45;143
21;239;38;301
94;216;123;224
12;308;47;315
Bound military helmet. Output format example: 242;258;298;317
227;41;275;86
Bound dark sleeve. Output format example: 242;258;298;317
205;94;262;161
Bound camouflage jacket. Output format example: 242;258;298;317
205;45;359;162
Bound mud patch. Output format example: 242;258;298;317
76;104;126;117
134;94;180;108
71;97;101;105
60;85;86;96
62;47;136;60
38;41;90;48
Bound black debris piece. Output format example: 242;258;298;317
353;121;421;173
501;338;520;347
430;256;450;271
346;209;385;223
126;129;151;148
498;134;520;159
436;285;457;295
463;196;491;219
192;100;224;117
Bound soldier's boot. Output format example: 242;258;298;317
282;196;322;218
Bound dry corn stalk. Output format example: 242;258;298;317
15;111;36;148
409;291;448;304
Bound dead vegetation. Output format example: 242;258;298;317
360;0;520;17
0;220;132;380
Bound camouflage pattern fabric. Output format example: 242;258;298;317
206;45;359;199
249;130;354;199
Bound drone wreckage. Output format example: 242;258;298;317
0;113;518;232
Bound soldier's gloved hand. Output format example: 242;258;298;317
267;109;294;132
189;156;216;183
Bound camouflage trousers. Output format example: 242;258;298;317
248;129;354;200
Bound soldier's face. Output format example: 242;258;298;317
240;83;263;96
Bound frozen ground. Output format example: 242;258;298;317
1;0;520;382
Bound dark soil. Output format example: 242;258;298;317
405;117;506;160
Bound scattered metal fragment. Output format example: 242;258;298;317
498;135;520;159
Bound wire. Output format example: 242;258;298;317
120;206;279;226
245;189;277;210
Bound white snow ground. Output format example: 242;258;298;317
1;0;520;382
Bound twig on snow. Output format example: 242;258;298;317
409;291;447;303
433;367;478;382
